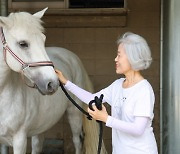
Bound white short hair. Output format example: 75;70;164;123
117;32;152;71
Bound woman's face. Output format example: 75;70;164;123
115;44;132;74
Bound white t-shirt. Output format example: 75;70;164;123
65;78;158;154
100;78;158;154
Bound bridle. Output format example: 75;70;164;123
0;27;54;71
0;27;54;88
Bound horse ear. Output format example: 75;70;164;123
33;7;48;18
0;16;10;27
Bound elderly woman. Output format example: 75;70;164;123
56;32;158;154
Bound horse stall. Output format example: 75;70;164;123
0;0;161;153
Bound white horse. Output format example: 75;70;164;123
0;8;94;154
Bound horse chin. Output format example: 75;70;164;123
36;86;56;95
37;87;46;95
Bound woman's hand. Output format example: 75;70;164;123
55;69;68;85
88;104;109;123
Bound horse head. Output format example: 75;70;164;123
0;8;59;95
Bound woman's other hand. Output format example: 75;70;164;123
55;69;68;85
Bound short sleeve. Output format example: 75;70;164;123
133;86;155;120
100;79;124;106
99;83;114;105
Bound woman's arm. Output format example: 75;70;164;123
87;105;149;136
56;69;99;104
65;80;102;104
56;69;116;106
106;116;149;136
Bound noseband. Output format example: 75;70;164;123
0;27;54;70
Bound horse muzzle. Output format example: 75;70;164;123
32;77;59;95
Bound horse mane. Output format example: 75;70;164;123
8;12;45;34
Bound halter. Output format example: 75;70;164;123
0;27;54;70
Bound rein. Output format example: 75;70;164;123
59;81;103;154
0;27;54;70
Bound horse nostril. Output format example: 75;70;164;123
47;82;54;92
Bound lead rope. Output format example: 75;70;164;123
59;81;103;154
89;95;104;154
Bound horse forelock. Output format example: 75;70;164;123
9;12;44;34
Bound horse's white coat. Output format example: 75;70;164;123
0;9;93;154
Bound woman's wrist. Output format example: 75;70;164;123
102;114;109;123
62;79;68;85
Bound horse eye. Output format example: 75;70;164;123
18;41;29;49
